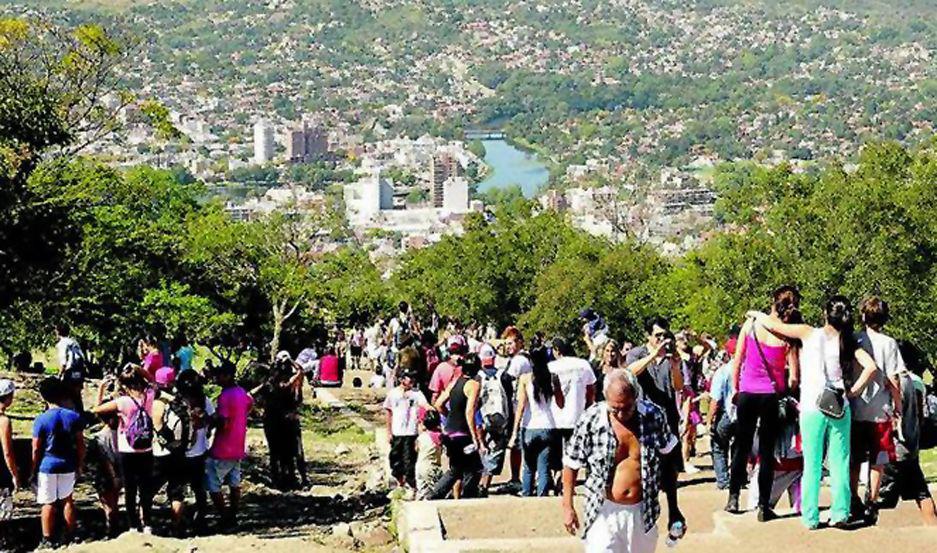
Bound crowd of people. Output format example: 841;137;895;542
0;327;254;548
1;290;936;551
369;294;937;552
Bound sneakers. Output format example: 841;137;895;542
756;506;777;522
142;526;153;536
684;463;701;475
36;538;56;551
724;493;740;514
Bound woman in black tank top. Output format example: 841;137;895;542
432;355;483;499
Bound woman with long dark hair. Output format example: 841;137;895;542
725;285;802;520
432;354;485;499
508;347;565;496
749;295;880;530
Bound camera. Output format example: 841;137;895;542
662;331;676;356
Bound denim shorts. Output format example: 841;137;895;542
205;457;242;493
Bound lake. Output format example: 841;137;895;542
476;139;548;198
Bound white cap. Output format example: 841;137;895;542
275;350;292;362
0;379;14;397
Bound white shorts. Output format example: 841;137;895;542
584;500;658;553
36;472;76;504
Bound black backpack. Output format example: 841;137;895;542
156;394;193;453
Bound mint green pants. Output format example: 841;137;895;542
800;408;851;528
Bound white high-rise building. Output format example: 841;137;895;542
253;119;275;165
442;176;469;213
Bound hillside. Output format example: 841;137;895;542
2;0;935;177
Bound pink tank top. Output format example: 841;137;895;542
740;333;788;394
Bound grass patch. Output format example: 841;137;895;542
921;448;937;483
301;403;372;447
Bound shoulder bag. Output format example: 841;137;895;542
816;333;846;419
751;328;796;424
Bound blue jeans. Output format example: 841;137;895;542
522;428;557;496
711;412;735;490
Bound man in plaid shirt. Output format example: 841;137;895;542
562;370;678;552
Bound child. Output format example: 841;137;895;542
383;371;430;495
87;413;122;536
0;379;21;522
415;410;443;500
32;377;85;548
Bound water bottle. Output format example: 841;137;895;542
665;520;685;548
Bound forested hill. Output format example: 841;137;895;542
3;0;935;172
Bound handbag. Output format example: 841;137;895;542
750;328;796;424
815;335;846;419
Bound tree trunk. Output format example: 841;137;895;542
270;301;284;363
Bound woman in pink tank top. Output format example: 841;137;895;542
725;285;802;521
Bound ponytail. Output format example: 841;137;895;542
825;295;856;371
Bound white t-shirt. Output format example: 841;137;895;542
799;328;845;414
549;356;597;429
506;353;532;379
523;379;557;429
187;396;216;458
383;388;428;436
56;337;82;370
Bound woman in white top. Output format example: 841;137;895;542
508;347;564;496
749;295;879;530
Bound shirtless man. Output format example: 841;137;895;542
562;370;678;552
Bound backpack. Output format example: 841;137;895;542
125;396;154;451
920;386;937;450
478;370;511;444
393;316;411;348
62;340;86;379
156;394;193;453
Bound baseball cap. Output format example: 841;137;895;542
447;334;468;354
275;350;292;362
155;366;176;387
478;343;497;366
0;379;14;397
725;336;738;357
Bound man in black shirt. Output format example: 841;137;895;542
625;316;686;537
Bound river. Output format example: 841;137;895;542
476;139;549;198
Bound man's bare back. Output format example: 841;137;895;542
609;415;642;505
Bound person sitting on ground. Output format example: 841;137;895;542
415;410;443;500
384;370;431;496
562;369;678;552
32;377;85;548
509;347;564;497
0;379;21;523
92;363;156;534
317;346;342;387
151;367;190;536
476;343;514;496
207;361;254;529
876;350;937;525
86;413;122;537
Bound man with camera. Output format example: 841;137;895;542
625;316;686;542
